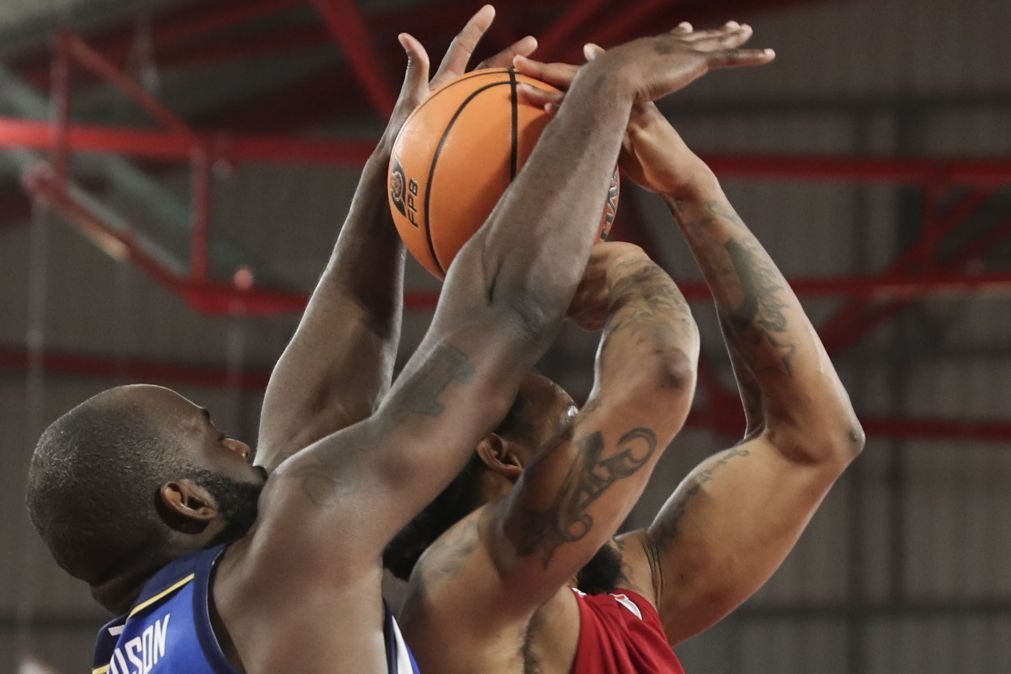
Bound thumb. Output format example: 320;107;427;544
583;43;606;61
398;33;430;95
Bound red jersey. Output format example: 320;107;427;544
571;588;685;674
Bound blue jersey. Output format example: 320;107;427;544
91;544;420;674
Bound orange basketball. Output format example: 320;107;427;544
389;68;619;279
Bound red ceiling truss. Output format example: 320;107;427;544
0;0;1008;443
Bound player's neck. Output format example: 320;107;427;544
91;569;149;615
90;550;177;615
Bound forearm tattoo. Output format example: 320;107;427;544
723;236;795;376
608;264;691;329
670;198;796;379
394;343;476;418
509;427;658;568
283;442;363;509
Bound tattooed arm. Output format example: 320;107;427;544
437;244;700;619
610;100;865;646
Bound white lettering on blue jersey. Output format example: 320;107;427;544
109;614;171;674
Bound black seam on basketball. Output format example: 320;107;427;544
424;80;513;276
406;69;510;125
508;69;519;179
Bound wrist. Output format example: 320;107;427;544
371;135;395;163
575;54;637;104
660;162;720;201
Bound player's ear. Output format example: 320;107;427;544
476;434;523;480
157;480;217;533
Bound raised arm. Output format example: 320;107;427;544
471;244;700;616
254;6;538;472
250;20;771;564
607;80;865;645
226;25;777;672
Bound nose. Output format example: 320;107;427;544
223;437;251;460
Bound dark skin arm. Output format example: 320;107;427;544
255;6;538;473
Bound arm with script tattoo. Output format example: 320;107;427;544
426;243;701;621
606;91;865;646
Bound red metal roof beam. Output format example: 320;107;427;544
61;32;195;139
0;117;375;165
311;0;397;118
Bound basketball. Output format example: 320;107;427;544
389;68;619;279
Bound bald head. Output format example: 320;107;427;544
26;386;180;586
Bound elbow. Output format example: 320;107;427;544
627;346;699;414
826;395;866;462
842;419;866;458
654;348;698;399
651;320;701;398
817;420;866;469
769;414;866;468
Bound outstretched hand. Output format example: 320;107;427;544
514;22;762;196
382;4;538;146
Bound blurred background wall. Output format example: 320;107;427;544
0;0;1009;671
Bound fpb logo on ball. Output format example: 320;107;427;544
390;156;419;227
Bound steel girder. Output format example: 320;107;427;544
1;0;1008;445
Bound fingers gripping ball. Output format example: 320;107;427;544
389;68;619;279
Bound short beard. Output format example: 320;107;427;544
185;467;263;547
576;544;625;595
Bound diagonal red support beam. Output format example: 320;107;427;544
822;216;1011;355
61;33;195;139
311;0;396;117
821;189;992;353
23;164;440;316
